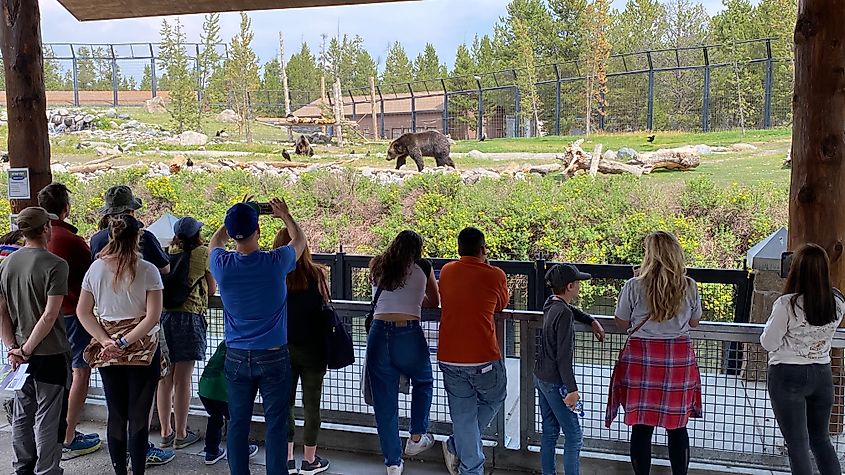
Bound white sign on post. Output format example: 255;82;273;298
7;168;30;200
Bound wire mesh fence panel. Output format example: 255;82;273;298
445;91;480;140
605;72;649;132
559;79;587;135
481;88;518;139
769;60;794;128
654;68;706;131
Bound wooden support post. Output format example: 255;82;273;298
589;144;603;177
369;76;378;140
0;0;51;212
334;77;344;146
790;0;845;433
320;76;328;135
278;32;292;141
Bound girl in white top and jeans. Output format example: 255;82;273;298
366;230;440;475
761;243;844;475
76;215;165;475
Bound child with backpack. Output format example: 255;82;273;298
534;264;605;475
157;217;216;450
198;341;260;465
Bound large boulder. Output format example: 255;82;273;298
105;108;118;118
617;147;638;162
144;96;167;114
176;131;209;146
468;150;485;160
216;109;240;123
731;143;758;152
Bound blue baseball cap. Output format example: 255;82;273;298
224;203;259;241
173;216;203;238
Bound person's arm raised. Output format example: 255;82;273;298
209;225;230;251
271;197;306;260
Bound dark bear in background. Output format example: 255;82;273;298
295;135;314;157
387;130;455;171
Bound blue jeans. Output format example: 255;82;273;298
367;320;434;466
225;347;291;475
535;377;582;475
440;360;507;475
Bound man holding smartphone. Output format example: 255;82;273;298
208;197;306;475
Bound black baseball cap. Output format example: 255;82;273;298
545;264;591;289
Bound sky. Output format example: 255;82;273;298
40;0;747;70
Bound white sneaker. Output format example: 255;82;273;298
442;440;460;475
386;461;404;474
404;433;435;456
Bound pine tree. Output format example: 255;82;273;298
260;58;284;116
660;0;710;129
287;42;321;107
197;13;224;121
75;47;97;90
412;43;448;81
224;12;260;143
549;0;588;60
610;0;667;53
582;0;611;134
513;18;542;136
381;41;413;84
160;18;199;132
495;0;560;63
450;44;478;139
43;47;68;90
140;64;153;91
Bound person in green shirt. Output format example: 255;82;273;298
157;217;216;451
199;341;259;465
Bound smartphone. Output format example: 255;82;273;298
256;202;273;215
780;251;793;279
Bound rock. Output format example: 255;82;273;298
63;117;74;127
695;144;713;155
602;149;618;161
308;132;332;145
108;121;119;129
50;114;63;125
83;115;95;124
618;147;638;161
117;114;131;120
74;114;85;123
51;163;68;174
144;96;167;114
95;146;121;157
58;108;69;117
216;109;240;123
105;108;118;118
468;150;484;160
731;143;758;152
176;131;209;146
121;120;141;130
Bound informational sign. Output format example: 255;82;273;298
7;168;30;200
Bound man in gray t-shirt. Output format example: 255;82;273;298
0;207;70;475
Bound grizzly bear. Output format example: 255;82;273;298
387;130;455;171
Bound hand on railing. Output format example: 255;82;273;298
591;320;606;342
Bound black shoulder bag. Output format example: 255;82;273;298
321;279;355;370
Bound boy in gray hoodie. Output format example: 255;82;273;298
533;264;604;475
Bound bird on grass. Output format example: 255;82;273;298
186;158;194;168
647;134;656;143
282;150;292;161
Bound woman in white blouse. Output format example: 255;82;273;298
761;243;844;475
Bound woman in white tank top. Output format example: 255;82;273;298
366;230;439;475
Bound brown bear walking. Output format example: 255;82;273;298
387;130;455;172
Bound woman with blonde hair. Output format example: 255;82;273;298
605;231;702;475
762;243;843;475
76;215;167;475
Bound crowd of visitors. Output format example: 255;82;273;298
0;182;841;475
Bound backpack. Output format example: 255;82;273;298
162;248;196;309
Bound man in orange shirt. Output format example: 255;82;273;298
437;227;509;475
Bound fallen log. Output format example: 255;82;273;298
68;163;114;174
630;149;701;170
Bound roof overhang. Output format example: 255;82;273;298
56;0;414;21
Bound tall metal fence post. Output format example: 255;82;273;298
150;44;157;99
476;77;483;140
531;257;546;312
110;45;118;107
514;86;521;137
598;91;606;130
646;51;655;131
71;47;79;107
763;39;774;129
409;84;417;133
377;86;386;139
702;46;711;132
196;45;203;114
331;250;346;300
554;64;561;136
442;79;449;135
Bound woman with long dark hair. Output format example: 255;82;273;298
761;244;844;475
157;217;216;450
606;231;703;475
76;215;166;475
274;228;331;475
367;230;440;475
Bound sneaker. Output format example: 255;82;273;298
442;440;460;475
75;430;101;441
386;461;404;475
205;448;226;466
62;434;102;460
404;433;435;456
174;430;201;450
249;444;260;459
300;455;330;475
159;431;175;448
146;444;175;466
288;459;299;474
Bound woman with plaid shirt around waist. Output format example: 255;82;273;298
605;231;703;475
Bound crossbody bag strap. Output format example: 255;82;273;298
371;286;384;314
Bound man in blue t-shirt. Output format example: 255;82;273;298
208;197;305;475
89;185;170;273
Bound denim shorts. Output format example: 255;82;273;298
161;311;207;362
64;315;92;369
